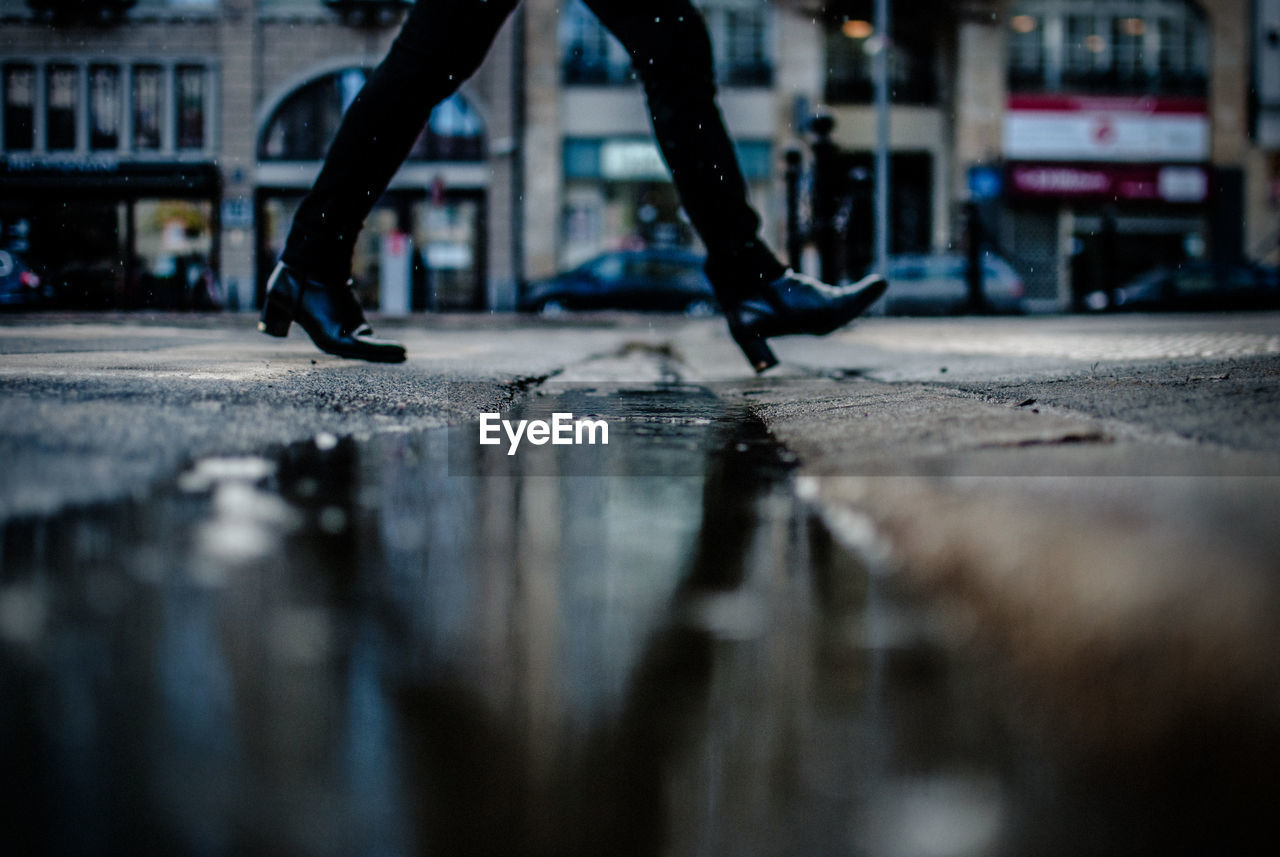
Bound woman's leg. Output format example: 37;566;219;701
282;0;519;282
579;0;886;372
580;0;785;292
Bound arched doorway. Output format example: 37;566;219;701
256;68;489;311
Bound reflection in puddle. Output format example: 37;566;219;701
0;385;1241;856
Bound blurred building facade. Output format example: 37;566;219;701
0;0;518;311
802;0;1277;309
0;0;1275;312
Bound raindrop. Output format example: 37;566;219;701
319;506;348;534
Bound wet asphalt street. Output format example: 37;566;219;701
2;311;1279;856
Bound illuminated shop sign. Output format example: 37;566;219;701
1006;163;1208;203
1003;94;1209;163
600;141;669;181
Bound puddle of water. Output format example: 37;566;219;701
0;385;1265;856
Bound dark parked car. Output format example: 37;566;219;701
1086;262;1280;312
0;249;47;308
519;249;718;315
869;252;1027;316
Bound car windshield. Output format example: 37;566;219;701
587;255;625;282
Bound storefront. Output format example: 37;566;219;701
255;68;489;311
1000;93;1213;309
1;56;221;307
0;158;220;308
561;137;774;269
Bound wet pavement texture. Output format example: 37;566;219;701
1;383;1276;856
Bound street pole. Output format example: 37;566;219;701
873;0;891;277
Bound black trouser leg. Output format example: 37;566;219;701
281;0;518;282
582;0;785;294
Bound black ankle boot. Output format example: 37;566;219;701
719;270;887;373
259;262;406;363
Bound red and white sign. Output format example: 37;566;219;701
1004;94;1209;163
1006;163;1209;203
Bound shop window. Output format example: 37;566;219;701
46;65;78;151
133;65;163;151
1007;0;1207;96
832;151;933;274
3;65;35;151
90;65;121;151
132;199;216;309
260;69;484;162
823;2;937;104
413;196;484;310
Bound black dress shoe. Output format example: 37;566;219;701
259;262;406;363
719;270;887;373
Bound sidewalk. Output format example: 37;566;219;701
3;310;1280;846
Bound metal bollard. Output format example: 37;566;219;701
784;148;804;274
809;114;844;285
964;201;988;314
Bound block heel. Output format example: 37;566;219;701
258;293;294;337
730;323;778;374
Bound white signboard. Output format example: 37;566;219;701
600;141;669;181
379;232;412;316
1004;95;1209;163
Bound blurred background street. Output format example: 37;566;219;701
2;0;1278;313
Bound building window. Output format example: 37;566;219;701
824;2;937;104
133;65;163;151
46;65;78;151
0;60;211;156
1007;0;1207;96
561;1;633;84
1009;14;1044;89
409;91;485;161
1111;15;1147;88
176;65;205;150
559;0;773;88
259;69;485;162
89;65;122;151
714;5;772;86
3;65;35;151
